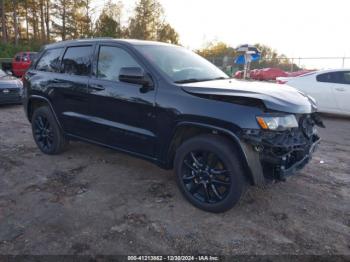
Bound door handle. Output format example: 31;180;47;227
90;84;105;91
335;87;346;92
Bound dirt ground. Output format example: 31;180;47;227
0;105;349;256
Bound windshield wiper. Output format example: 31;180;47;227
174;78;209;84
174;77;228;84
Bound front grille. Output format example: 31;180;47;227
0;88;20;93
0;88;22;103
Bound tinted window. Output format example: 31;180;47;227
97;46;141;81
340;72;350;84
36;48;63;72
29;53;37;61
15;54;21;62
316;72;340;83
22;53;29;62
62;46;93;76
135;45;228;82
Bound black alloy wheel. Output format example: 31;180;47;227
31;106;67;154
175;134;246;213
182;150;231;204
33;115;54;151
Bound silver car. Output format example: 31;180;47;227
0;69;23;105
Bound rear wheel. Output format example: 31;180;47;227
31;106;67;154
174;134;246;213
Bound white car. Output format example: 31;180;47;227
277;69;350;116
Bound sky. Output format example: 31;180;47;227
93;0;350;69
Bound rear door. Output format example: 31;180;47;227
50;45;95;137
331;71;350;114
86;44;157;157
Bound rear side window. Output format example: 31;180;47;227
340;72;350;85
97;46;141;81
29;53;37;61
316;72;340;83
15;54;21;62
317;71;350;84
22;53;29;62
36;48;63;72
62;46;93;76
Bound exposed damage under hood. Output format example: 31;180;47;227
181;79;317;114
181;79;324;183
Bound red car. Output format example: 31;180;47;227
12;51;37;77
253;68;288;81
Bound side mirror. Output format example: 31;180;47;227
119;67;153;91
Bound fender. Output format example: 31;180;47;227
171;121;265;186
26;95;63;130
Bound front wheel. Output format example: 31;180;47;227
174;134;246;213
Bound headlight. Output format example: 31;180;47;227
256;115;298;131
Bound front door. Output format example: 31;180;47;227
86;45;157;157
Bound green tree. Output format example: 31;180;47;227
51;0;77;40
94;0;123;38
74;0;93;38
252;44;300;71
129;0;179;44
95;13;120;38
197;42;236;58
157;23;179;44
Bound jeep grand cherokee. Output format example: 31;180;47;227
23;39;324;212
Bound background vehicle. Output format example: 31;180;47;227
12;52;37;77
277;69;350;116
23;39;322;212
234;68;316;81
0;69;23;105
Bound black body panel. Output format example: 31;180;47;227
22;39;322;184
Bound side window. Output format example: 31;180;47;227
15;54;21;62
36;48;63;72
316;72;340;83
340;72;350;85
97;46;141;81
23;53;29;62
62;46;93;76
29;53;36;61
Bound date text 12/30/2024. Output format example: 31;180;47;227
127;255;220;261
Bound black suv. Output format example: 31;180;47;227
23;39;323;212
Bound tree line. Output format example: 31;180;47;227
0;0;179;56
197;42;302;72
0;0;298;72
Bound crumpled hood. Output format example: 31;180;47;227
181;79;317;114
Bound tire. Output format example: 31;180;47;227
174;134;246;213
31;106;67;155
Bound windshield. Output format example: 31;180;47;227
135;45;228;83
0;69;7;77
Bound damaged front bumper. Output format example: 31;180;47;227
241;113;323;183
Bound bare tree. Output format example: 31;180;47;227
1;0;7;43
45;0;50;41
40;0;46;41
12;0;19;45
24;0;29;40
